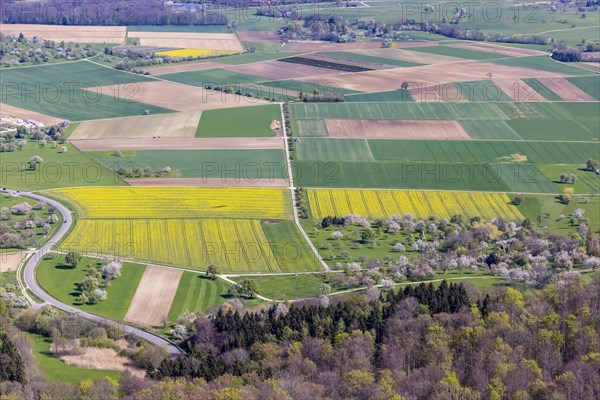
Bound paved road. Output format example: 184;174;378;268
4;189;181;357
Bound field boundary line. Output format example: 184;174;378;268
547;53;600;76
280;102;331;272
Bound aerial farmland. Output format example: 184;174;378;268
0;0;599;397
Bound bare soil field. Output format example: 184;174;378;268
71;137;284;151
281;41;436;52
493;79;548;102
298;61;570;93
0;103;63;126
124;266;183;327
448;43;547;57
70;111;202;140
0;24;125;43
53;342;145;377
224;60;343;79
580;52;600;62
88;81;269;112
0;252;26;273
125;177;289;187
325;119;470;139
537;77;597;101
132;32;244;51
238;31;281;42
145;61;228;75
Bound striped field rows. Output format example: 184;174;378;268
308;189;524;221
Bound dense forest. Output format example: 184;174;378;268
2;275;599;399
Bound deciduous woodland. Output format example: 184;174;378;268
1;275;600;399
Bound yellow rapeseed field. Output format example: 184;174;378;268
61;218;280;273
51;187;291;220
156;49;237;58
308;189;523;221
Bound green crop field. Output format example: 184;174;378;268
521;78;563;101
218;52;301;64
90;149;287;179
519;195;600;232
507;120;598;141
233;273;331;300
293;160;514;191
490;56;592;75
0;61;172;120
160;69;266;86
294;138;599;177
294;119;329;137
25;333;121;385
290;102;510;120
566;76;600;100
318;51;423;67
262;79;360;95
367;139;599;164
36;257;146;320
167;273;230;322
460;120;523;140
196;104;281;137
261;220;324;272
555;102;600;119
455;80;513;102
344;89;414;102
0;142;126;191
538;164;600;194
295;138;373;161
407;45;507;60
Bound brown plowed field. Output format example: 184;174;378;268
71;137;284;151
537;77;596;101
0;24;125;43
124;266;183;327
88;81;269;112
125;177;289;187
0;103;63;125
70;111;202;140
238;31;281;42
325;119;470;140
298;61;570;93
132;32;243;51
0;252;27;273
145;61;228;75
493;79;548;102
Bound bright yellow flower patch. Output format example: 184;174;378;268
308;189;523;221
156;49;237;59
61;218;280;273
51;187;292;220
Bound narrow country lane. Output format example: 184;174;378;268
3;189;181;357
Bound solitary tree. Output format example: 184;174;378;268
238;279;258;299
512;194;525;205
585;159;599;171
207;264;220;280
561;187;574;204
65;251;82;268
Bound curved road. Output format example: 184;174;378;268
4;189;181;357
